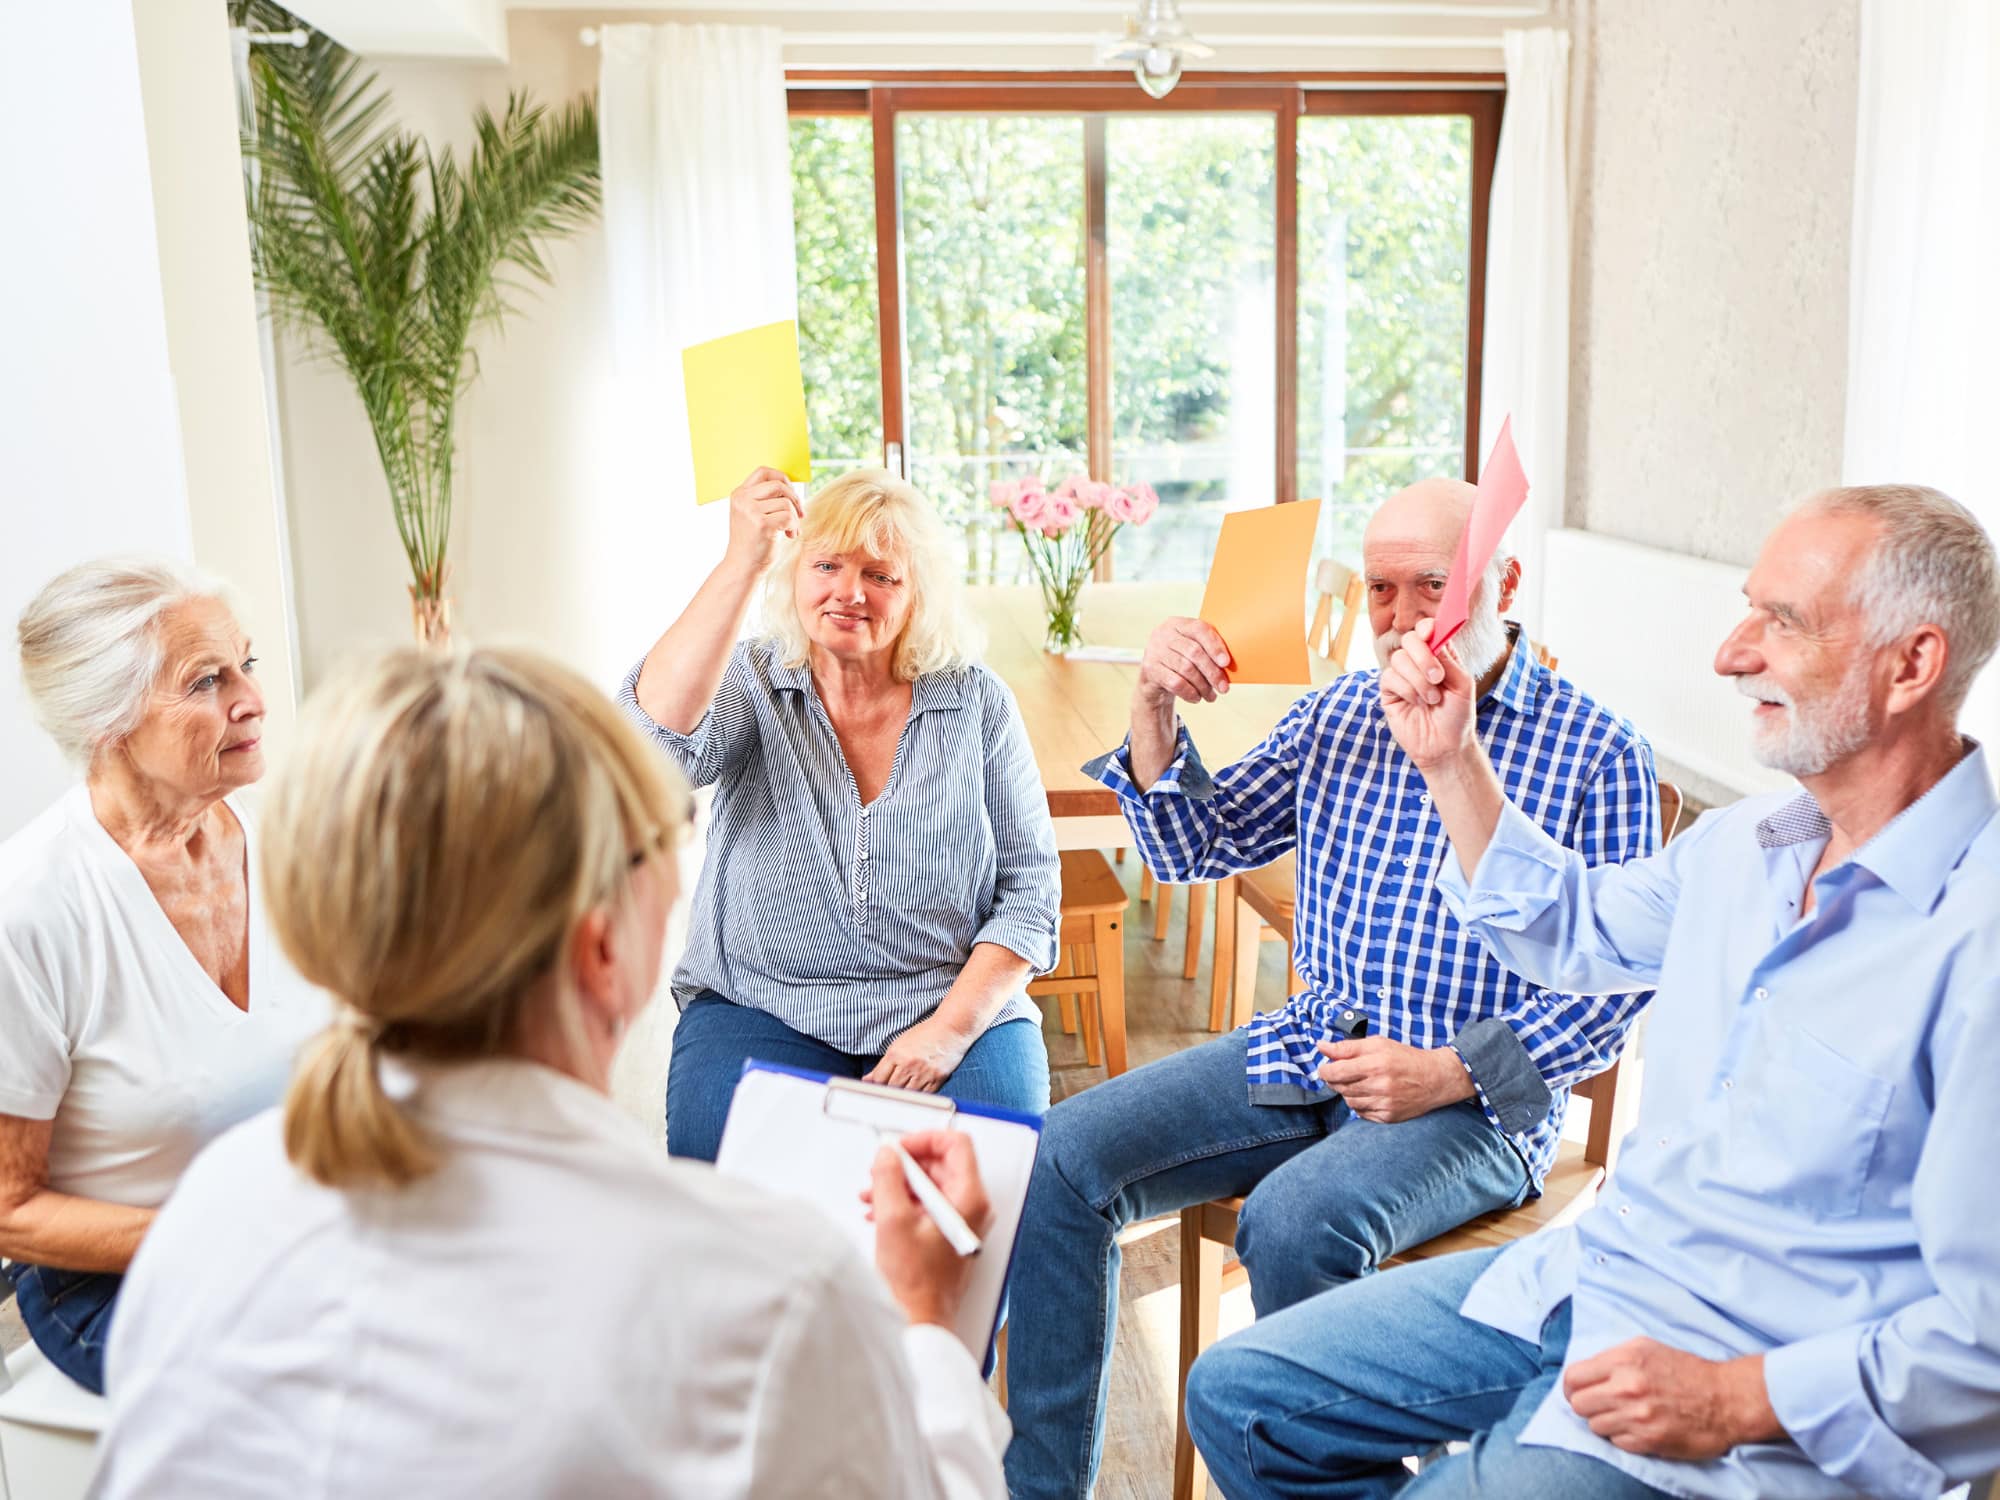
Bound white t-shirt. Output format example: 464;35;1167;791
0;785;330;1207
92;1059;1009;1500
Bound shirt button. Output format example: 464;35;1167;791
1658;1137;1670;1147
1377;988;1389;1000
1753;986;1769;1001
1618;1205;1630;1216
1402;857;1415;869
1595;1255;1607;1266
1419;793;1431;805
1721;1079;1734;1090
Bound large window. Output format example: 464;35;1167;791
789;84;1498;581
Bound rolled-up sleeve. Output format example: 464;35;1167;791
618;645;761;790
1082;695;1310;883
1761;958;2000;1496
974;679;1061;972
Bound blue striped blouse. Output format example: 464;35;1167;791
620;641;1061;1053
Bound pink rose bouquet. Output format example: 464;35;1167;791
989;473;1161;652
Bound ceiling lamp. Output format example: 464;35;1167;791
1097;0;1214;100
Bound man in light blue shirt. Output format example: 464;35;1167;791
1185;482;2000;1500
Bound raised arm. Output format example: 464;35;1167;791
1128;616;1234;790
632;467;801;734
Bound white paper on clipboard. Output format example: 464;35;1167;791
714;1063;1042;1364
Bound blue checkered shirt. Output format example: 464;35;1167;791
1088;630;1659;1188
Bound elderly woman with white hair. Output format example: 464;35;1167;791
625;467;1061;1161
0;558;328;1393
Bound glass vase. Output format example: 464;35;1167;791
1042;572;1086;654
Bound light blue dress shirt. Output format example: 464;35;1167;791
1442;745;2000;1500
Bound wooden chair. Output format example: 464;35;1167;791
1170;778;1684;1500
1027;850;1132;1077
1144;555;1363;981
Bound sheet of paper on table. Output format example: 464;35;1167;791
681;319;812;505
1197;498;1323;684
1433;416;1530;650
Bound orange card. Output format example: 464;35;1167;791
1197;499;1323;684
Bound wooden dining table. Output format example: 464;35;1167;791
972;582;1341;851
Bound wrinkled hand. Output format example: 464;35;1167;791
862;1016;973;1092
1315;1036;1472;1122
866;1131;993;1329
1378;618;1477;770
724;466;804;569
1564;1339;1780;1460
1137;616;1234;708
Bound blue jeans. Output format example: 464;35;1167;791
1002;1029;1530;1500
3;1261;122;1395
1187;1247;1672;1500
665;991;1051;1162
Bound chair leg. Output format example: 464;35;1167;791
1114;847;1126;865
1153;882;1173;941
1057;994;1079;1035
1207;876;1238;1031
1094;911;1128;1077
1047;948;1078;1034
1173;1210;1225;1500
993;1324;1008;1409
1231;903;1263;1029
1286;956;1306;997
1080;989;1103;1068
1139;866;1155;903
1182;882;1209;981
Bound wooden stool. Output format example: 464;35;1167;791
1026;850;1131;1077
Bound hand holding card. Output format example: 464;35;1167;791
1432;418;1530;653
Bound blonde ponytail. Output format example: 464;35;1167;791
284;1024;439;1188
263;646;688;1190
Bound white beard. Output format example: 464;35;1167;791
1375;581;1511;681
1737;660;1874;776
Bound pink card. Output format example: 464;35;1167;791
1433;417;1530;652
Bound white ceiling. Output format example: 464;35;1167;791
283;0;1546;67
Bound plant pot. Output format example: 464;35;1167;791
410;588;453;648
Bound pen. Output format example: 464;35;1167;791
891;1138;982;1258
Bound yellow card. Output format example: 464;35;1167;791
1197;499;1324;684
680;320;812;505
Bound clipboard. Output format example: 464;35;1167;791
713;1061;1043;1366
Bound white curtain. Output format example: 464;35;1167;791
592;23;796;1139
1844;0;2000;753
1478;27;1571;636
592;23;797;636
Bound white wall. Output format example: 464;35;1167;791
0;0;302;840
133;0;302;732
0;0;193;837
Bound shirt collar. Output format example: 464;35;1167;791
768;654;966;715
387;1056;648;1146
1481;624;1542;716
1759;741;1996;912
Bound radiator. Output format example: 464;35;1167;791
1539;528;1791;800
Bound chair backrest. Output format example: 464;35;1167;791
1531;640;1558;672
1309;556;1364;667
1658;781;1685;845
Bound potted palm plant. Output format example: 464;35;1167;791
238;8;601;644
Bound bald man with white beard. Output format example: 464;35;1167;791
1003;480;1662;1500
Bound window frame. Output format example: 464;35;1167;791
787;73;1504;571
